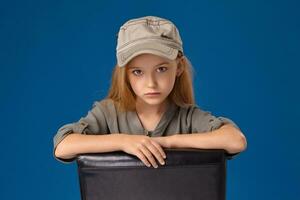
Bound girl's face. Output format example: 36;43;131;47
126;53;183;107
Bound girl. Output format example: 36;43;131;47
53;16;247;168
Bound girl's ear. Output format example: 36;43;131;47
176;67;183;77
176;58;184;77
176;65;184;77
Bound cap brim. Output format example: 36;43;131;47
117;42;178;67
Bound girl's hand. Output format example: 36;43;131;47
120;134;166;168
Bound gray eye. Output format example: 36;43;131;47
157;66;168;72
132;70;143;76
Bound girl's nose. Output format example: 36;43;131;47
146;74;157;87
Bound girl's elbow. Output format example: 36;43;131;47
231;133;247;153
54;143;64;158
54;140;70;159
223;124;247;153
55;144;76;160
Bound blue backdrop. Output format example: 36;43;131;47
1;0;299;199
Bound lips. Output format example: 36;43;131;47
145;92;160;95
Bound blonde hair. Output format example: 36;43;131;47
105;51;195;112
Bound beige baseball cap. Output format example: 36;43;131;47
116;16;184;67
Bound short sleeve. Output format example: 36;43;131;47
53;101;109;164
190;107;242;160
190;107;239;133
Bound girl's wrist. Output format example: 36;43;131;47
152;135;176;149
111;133;127;151
166;135;177;148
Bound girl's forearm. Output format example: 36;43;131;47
54;133;125;160
168;124;247;154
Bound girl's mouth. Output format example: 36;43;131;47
145;92;161;96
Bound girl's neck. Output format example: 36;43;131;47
135;99;170;117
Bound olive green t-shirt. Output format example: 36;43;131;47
53;98;241;163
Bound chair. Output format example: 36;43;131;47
76;148;233;200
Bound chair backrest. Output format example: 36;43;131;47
76;148;229;200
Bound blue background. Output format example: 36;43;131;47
1;0;299;199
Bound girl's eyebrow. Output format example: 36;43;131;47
128;61;169;69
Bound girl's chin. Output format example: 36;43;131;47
141;97;165;105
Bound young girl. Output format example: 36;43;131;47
53;16;247;168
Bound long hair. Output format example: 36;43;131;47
105;51;195;112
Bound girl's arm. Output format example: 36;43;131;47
55;133;167;168
54;133;125;160
152;124;247;154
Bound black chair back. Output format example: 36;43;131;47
77;148;229;200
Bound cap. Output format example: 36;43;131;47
116;16;184;67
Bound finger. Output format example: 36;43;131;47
135;149;151;167
139;144;158;168
147;141;166;165
150;140;167;159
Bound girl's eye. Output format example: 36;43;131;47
131;66;167;76
157;66;168;72
132;70;143;76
